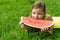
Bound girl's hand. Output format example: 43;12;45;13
19;21;25;29
41;27;48;32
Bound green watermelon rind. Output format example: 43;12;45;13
21;16;54;29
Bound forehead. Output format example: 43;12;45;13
32;8;43;12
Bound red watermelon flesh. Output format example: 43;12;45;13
21;17;54;28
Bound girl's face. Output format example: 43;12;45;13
31;8;44;20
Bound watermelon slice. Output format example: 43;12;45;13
20;16;54;29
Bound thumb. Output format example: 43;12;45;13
19;21;23;25
41;28;44;32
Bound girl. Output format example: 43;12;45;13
20;1;53;34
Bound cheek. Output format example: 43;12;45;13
38;15;44;19
31;14;35;17
38;15;41;18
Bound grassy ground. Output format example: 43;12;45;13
0;0;60;40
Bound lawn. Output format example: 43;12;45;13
0;0;60;40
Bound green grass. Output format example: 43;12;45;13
0;0;60;40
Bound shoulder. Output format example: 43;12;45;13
45;14;53;21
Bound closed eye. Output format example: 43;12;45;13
33;12;35;14
38;13;41;15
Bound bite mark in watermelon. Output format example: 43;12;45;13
20;16;54;29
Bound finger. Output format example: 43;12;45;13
41;28;44;32
44;28;46;31
20;24;25;29
41;28;42;32
46;27;48;30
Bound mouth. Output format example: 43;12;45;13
34;18;40;20
32;17;42;20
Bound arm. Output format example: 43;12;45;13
46;16;53;34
